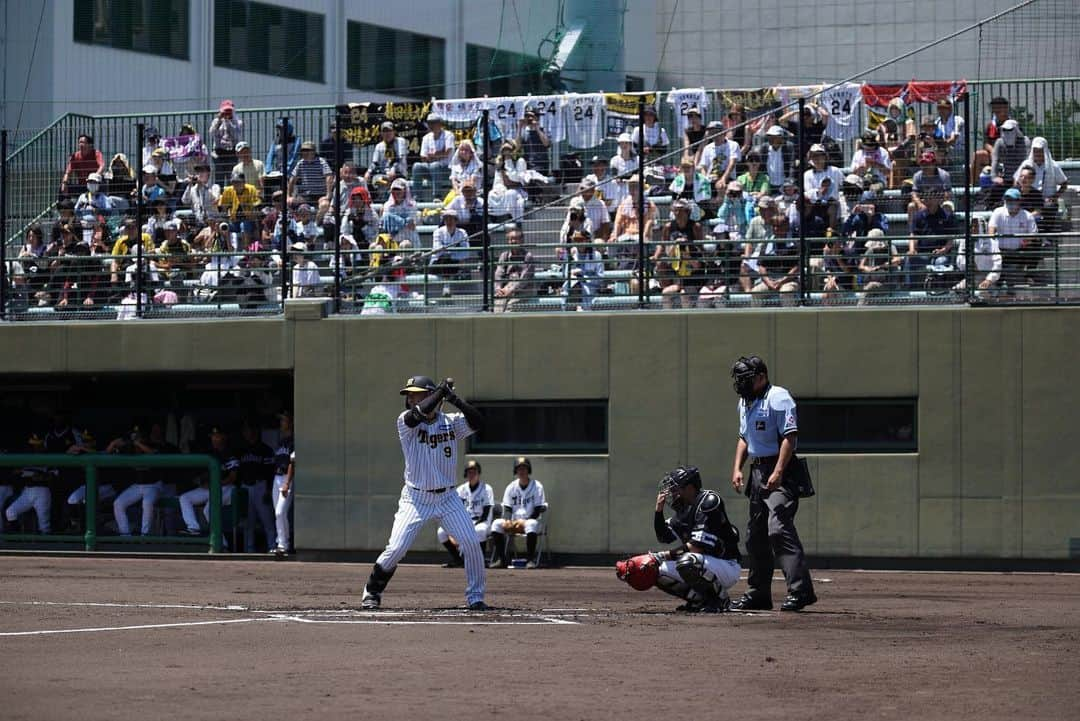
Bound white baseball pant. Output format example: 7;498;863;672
0;486;14;518
113;482;162;536
656;555;741;603
491;516;542;535
67;484;116;505
179;486;234;532
243;480;276;552
272;474;292;551
5;486;52;533
436;521;490;545
376;485;486;605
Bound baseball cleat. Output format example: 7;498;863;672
780;592;818;612
525;560;539;569
467;601;490;612
360;590;381;610
487;559;508;569
731;594;773;611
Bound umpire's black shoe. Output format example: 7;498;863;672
467;601;490;612
731;594;773;611
780;592;818;612
487;559;508;569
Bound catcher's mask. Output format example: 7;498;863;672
400;375;439;411
658;465;701;510
731;355;767;401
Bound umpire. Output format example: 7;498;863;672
729;355;817;612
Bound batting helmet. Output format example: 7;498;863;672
731;355;768;399
513;456;532;473
616;553;660;591
400;376;438;395
463;459;482;478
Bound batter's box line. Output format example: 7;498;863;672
266;613;577;626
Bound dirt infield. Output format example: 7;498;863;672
1;557;1077;721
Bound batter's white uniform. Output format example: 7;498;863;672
437;481;494;545
373;410;485;605
492;478;547;536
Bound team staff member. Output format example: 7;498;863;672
730;355;817;612
179;428;239;539
436;459;494;568
361;376;487;611
271;411;295;558
238;422;277;553
488;457;547;569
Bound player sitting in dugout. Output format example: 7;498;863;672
616;465;742;613
488;457;547;569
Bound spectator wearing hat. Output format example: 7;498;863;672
381;177;421;246
60;134;105;199
699;121;741;203
105;153;137;208
779;102;830;170
562;228;604;311
668;159;712;218
737;148;771;198
181;163;221;225
217;170;261;247
341;184;378;245
157;219;195;288
609;134;640;210
989;187;1039;288
630;105;670;164
656;220;705;309
140;164;166;205
584;155;618;212
412;114;456;202
803;143;844;235
516;106;552;176
851;131;892;188
449;140;482;195
266;118;301;178
289;241;323;298
148;147;178;199
140;126;163;168
288;141;333;207
908;151;953;232
430;208;471;296
933;97;966;173
576;177;611;239
231;141;265;196
974;97;1012;184
73;172;113;216
739;196;781;292
178;427;239;539
487;141;529;221
446;180;485;237
986;118;1031;209
494;226;536;312
716;181;754;239
858;228;901;303
209;99;244;186
906;188;956;288
365;121;409;197
762;126;796;193
682;106;707;165
842;175;888;239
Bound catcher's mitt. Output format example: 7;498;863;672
615;553;660;591
501;519;527;535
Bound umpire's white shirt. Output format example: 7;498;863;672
398;410;476;491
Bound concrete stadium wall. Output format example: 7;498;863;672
1;304;1077;560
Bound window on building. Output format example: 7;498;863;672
468;401;608;454
347;22;444;99
466;45;544;98
796;399;918;453
214;0;325;83
73;0;190;60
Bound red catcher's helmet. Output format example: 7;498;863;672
615;554;659;591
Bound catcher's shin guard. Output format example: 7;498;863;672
676;553;721;603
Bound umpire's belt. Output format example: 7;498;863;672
750;455;779;466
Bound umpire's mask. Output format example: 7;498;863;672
731;355;767;401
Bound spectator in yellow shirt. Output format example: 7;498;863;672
218;170;261;248
110;217;153;280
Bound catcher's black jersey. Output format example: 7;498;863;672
655;489;740;561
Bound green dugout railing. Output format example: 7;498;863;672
0;453;223;553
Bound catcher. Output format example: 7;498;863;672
616;465;742;612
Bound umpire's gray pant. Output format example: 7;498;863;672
745;460;814;600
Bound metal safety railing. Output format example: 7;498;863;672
0;453;224;552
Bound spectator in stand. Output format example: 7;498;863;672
716;181;755;240
851;131;892;188
1016;166;1046;226
412;113;456;202
144;198;171;241
178;427;239;540
288;142;333;207
682;106;707;165
989;187;1039;288
15;225;50;305
906;190;956;287
739;196;779;292
803;144;844;235
842;175;888;238
575;177;611;240
750;213;800;305
611;174;658;294
157;219;195;289
780;103;830;172
110;217;152;277
105;153;137;210
141;126;162;167
669;159;712;219
447;180;485;238
776;176;801;235
74;173;113;216
762;125;796;193
217;170;260;247
170;123;208;184
908;150;953;231
364;122;409;198
429;208;471;297
487;141;529;222
1016;137;1068;225
140;164;166;204
328;161;363;217
149;148;178;199
449;140;482;194
974;96;1012;185
341;184;378;246
60;134;105;199
494;226;536;312
266;118;301;177
654;230;703;309
562;229;604;311
231;142;264;197
289;241;323;298
381;177;420;247
181;163;221;225
517;106;552;177
631;105;669;165
584;155;618;213
858;228;901;303
209;99;243;186
878;97;917;148
953;218;1002;296
737;149;771;199
933;97;966;175
987;119;1031;208
699;121;741;207
609;133;640;210
319;122;355;170
49;223;100;309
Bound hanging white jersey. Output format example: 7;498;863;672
432;99;488;124
564;93;606;148
821;82;863;140
488;96;522;142
525;95;565;142
667;88;709;136
397;410;477;491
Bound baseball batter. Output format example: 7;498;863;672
436;459;494;567
488;457;547;569
616;465;741;612
361;376;487;611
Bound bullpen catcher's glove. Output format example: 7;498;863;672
615;553;660;591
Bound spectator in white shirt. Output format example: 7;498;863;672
988;187;1039;288
289;241;323;298
412;114;456;202
802;143;844;234
631;105;670;164
447;180;485;237
699;121;741;204
449;140;482;194
953;218;1001;296
429;208;471;296
585;155;618;212
1015;136;1068;202
608;134;639;210
574;177;611;239
851;131;892;188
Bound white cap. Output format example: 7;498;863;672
617;133;632;143
87;172;103;182
809;143;827;155
1001;119;1018;130
1031;136;1047;149
844;173;864;188
164;219;181;231
765;125;786;137
441;208;458;217
290;241;307;252
142;164;157;174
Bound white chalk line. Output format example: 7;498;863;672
0;617;278;637
268;614;578;626
0;600;248;611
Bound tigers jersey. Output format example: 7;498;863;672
457;481;495;522
667;88;709;136
527;96;565;142
564;93;605;148
501;478;547;519
398;411;477;491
